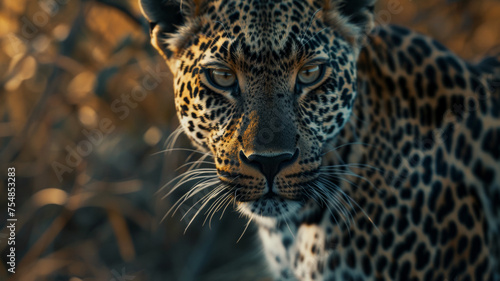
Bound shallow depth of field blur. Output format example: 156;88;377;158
0;0;499;280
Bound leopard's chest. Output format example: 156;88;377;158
257;132;495;281
258;205;378;281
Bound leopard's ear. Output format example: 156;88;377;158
323;0;376;50
139;0;206;68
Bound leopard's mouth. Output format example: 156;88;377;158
230;180;319;220
236;195;306;219
232;187;304;202
215;161;322;218
218;168;321;200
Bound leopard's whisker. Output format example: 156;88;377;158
283;216;296;239
324;171;381;194
160;170;218;197
204;190;231;227
164;126;185;152
298;27;329;53
237;216;253;243
308;182;350;234
321;141;381;156
184;185;227;232
166;178;221;218
209;175;241;222
320;173;367;194
299;8;323;44
219;197;233;220
342;190;381;236
318;177;381;236
321;163;382;172
184;153;214;171
169;170;218;189
170;176;220;208
176;160;216;171
210;193;232;223
151;147;213;157
320;166;382;194
313;181;353;235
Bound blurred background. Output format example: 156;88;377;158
0;0;499;280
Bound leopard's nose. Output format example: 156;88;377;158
239;149;299;187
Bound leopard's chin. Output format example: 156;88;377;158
236;195;305;223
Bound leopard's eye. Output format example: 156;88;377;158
297;65;322;85
209;68;237;88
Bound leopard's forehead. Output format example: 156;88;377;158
197;0;331;63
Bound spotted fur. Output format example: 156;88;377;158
140;0;500;280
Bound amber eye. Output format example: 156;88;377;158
297;65;322;85
209;68;237;88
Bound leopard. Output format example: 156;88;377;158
139;0;500;280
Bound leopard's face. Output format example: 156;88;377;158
142;0;373;220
